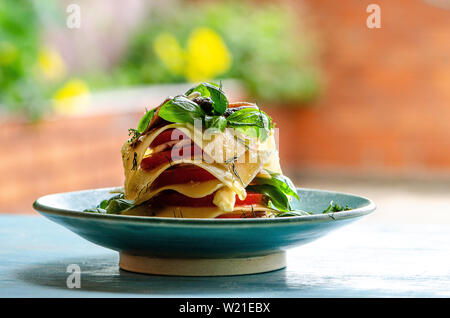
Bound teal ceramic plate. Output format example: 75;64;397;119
33;187;375;276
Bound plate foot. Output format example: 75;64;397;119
119;252;286;276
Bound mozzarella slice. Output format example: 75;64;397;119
213;186;236;212
146;180;224;200
122;123;272;205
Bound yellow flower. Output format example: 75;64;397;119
185;27;232;82
52;79;90;115
38;46;66;81
153;32;185;75
152;27;232;82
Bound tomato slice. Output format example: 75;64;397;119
152;191;264;208
235;193;264;206
150;129;189;148
140;144;203;171
153;165;216;188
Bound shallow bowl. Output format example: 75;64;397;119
33;187;375;276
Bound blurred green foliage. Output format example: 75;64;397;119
108;1;322;104
1;0;322;120
0;0;66;119
0;0;45;119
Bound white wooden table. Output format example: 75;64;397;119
1;215;449;297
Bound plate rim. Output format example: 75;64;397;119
33;187;376;226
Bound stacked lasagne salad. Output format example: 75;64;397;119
86;83;307;218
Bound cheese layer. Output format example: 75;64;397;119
121;123;274;205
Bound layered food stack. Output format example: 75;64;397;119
90;83;300;218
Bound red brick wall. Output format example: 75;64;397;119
0;114;135;213
278;0;450;176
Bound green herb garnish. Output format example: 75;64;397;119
158;95;205;124
275;200;352;217
137;109;155;133
133;82;273;141
246;172;351;216
253;173;299;200
84;193;134;215
185;82;228;115
246;172;298;212
205;115;227;133
321;201;351;213
131;152;138;170
226;106;272;141
127;128;140;143
128;109;155;145
276;210;312;217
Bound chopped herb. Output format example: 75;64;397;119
128;128;140;143
225;155;239;164
276;210;312;217
275;200;352;217
164;154;173;167
131;152;138;170
251;204;256;218
224;156;244;186
322;201;351;213
230;161;244;186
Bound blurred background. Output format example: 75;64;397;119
1;0;449;223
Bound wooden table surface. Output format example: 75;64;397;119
1;214;449;298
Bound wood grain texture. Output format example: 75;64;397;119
1;215;449;297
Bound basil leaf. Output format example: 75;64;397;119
186;82;228;115
226;107;272;141
137;109;155;133
106;198;134;214
247;172;299;212
159;95;205;124
253;173;299;200
98;199;109;209
205;115;227;132
226;107;272;127
84;207;107;214
84;193;134;215
246;184;291;212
